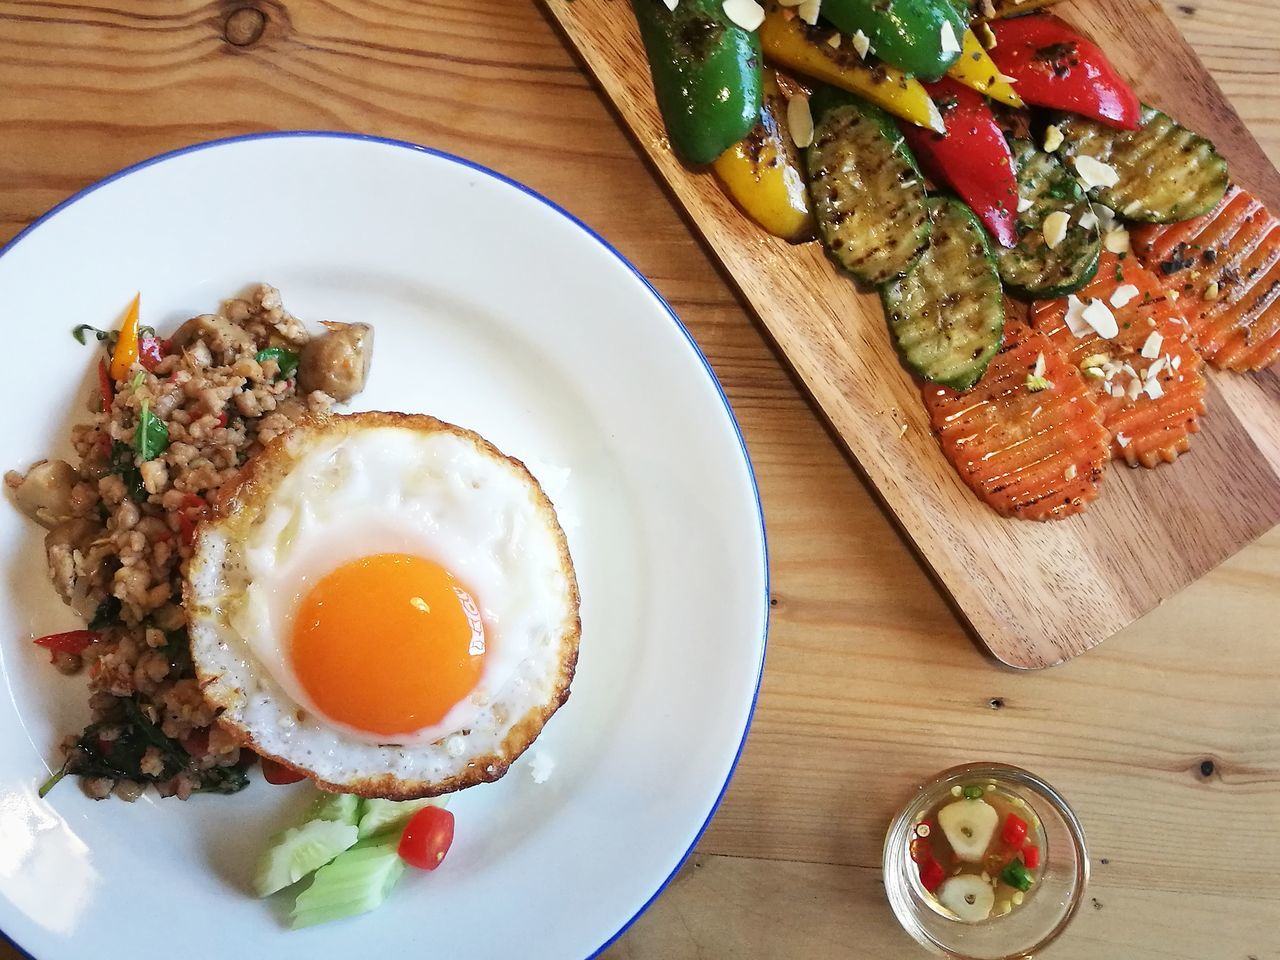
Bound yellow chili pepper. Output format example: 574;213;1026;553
759;8;943;134
946;28;1023;107
712;70;815;243
109;293;141;381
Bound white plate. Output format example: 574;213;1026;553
0;134;768;960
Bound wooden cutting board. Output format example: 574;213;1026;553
542;0;1280;668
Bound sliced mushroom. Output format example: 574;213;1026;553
168;313;255;357
8;459;79;528
297;322;373;402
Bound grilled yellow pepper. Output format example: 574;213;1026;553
759;8;943;133
946;28;1023;107
712;70;815;243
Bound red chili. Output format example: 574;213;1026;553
33;630;98;656
181;727;210;757
909;838;933;865
182;493;207;509
97;359;114;413
900;78;1019;248
988;16;1140;130
215;412;228;428
260;756;306;785
398;806;455;871
138;335;165;371
177;513;198;547
1022;844;1041;870
918;857;946;893
1002;813;1029;848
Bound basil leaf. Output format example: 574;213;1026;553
194;765;250;795
89;596;121;630
109;440;146;500
254;346;300;380
134;403;169;461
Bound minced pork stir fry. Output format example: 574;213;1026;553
5;285;372;800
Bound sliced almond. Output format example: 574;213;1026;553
939;19;961;54
1064;295;1092;338
786;93;814;149
1074;155;1120;189
1103;227;1130;254
722;0;765;31
1042;210;1070;250
1016;195;1034;214
1140;331;1163;359
1082;298;1119;338
850;28;871;59
796;0;820;25
1110;284;1140;309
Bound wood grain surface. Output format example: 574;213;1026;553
0;2;1277;959
543;0;1280;669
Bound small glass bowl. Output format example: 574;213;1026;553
883;763;1089;959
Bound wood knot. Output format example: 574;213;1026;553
224;6;267;46
1198;758;1216;778
988;697;1005;710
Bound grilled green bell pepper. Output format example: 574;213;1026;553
819;0;968;81
631;0;763;165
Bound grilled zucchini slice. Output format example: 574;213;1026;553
882;197;1005;390
1055;105;1229;224
806;86;930;285
996;138;1101;298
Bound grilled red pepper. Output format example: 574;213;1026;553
33;630;98;656
899;78;1019;248
987;16;1140;130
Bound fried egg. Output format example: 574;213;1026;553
185;412;580;798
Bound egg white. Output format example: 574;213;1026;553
186;413;580;798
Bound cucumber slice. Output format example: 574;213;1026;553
881;196;1005;390
357;796;449;840
291;840;405;929
253;819;359;898
996;138;1101;298
806;86;930;285
309;791;361;826
1055;105;1229;224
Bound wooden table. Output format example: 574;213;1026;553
1;3;1276;957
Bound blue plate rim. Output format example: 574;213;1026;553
0;130;770;960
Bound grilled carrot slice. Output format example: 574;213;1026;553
921;316;1110;521
1031;253;1207;468
1131;184;1280;371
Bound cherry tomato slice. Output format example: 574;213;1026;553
260;756;306;785
398;805;455;870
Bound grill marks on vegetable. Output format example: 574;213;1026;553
997;138;1101;298
1031;254;1208;467
806;93;929;284
922;318;1110;520
882;198;1004;390
1056;106;1229;223
1132;184;1280;370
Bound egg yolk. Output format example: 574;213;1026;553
291;553;486;737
